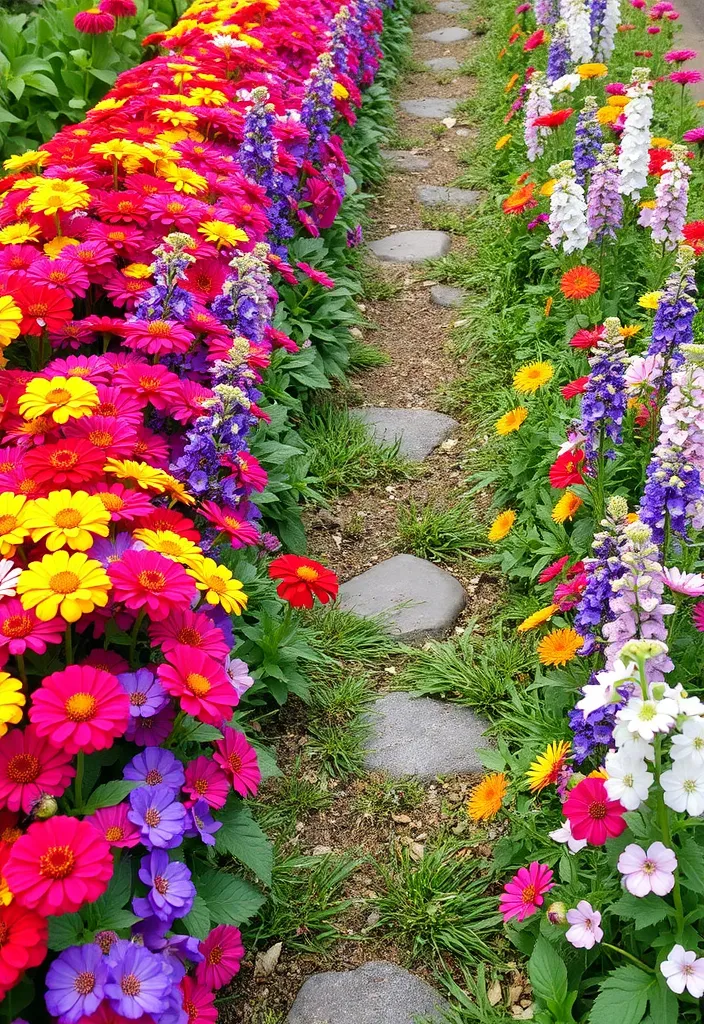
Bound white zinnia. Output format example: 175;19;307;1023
603;751;653;810
616;695;679;741
661;762;704;815
618;69;654;200
559;0;593;62
548;160;589;253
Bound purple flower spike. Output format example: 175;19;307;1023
128;784;186;849
133;849;196;922
45;943;107;1024
119;667;168;719
124;747;185;795
105;940;171;1020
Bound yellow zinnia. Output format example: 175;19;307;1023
576;62;608;79
596;105;620;125
17;550;111;623
488;509;516;542
537;627;584;666
157;162;207;195
0;672;25;737
0;223;41;245
198;220;249;249
607;95;629;108
495;133;512;150
186;556;248;615
0;492;32;557
27;178;90;216
0;295;22;348
3;150;49;172
552;490;583;524
133;528;203;566
467;773;507;821
495;407;528;435
19;376;99;424
104;459;169;493
513;361;554;394
24;490;110;552
620;324;642;339
517;604;559;633
43;236;79;259
638;291;663;310
526;740;571;792
651;136;672;147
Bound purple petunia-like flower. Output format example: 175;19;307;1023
133;917;203;981
185;797;223;846
124;747;185;795
105;940;171;1020
119;667;168;719
133;849;196;922
128;784;187;849
45;943;107;1024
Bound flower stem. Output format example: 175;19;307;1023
654;734;685;938
65;624;73;666
128;608;146;669
602;942;653;973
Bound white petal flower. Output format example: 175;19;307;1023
549;818;588;854
671;717;704;766
604;751;653;810
0;559;21;600
566;901;603;949
661;945;704;997
661;762;704;815
616;696;679;741
576;659;637;717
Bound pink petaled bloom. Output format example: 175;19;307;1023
90;482;153;523
629;0;646;6
296;262;335;289
156;645;239;726
4;815;113;915
693;602;704;632
565;900;603;949
605;81;627;95
538;555;570;584
662;567;704;596
664;48;698;63
27;257;90;298
86;802;142;848
646;24;661;32
683;127;704;144
669;70;704;85
74;6;115;32
0;724;75;813
183;756;230;809
213;727;261;797
200;501;261;549
180;977;218;1024
554;573;587;610
108;549;197;622
498;861;554;923
148;608;230;661
121;318;194;356
661;945;704;997
523;29;545;51
515;2;531;10
44;354;111;386
112;362;183;413
99;0;137;14
29;664;130;755
196;925;245;990
65;415;137;461
617;841;677;896
563;777;627;845
0;598;63;655
625;353;663;389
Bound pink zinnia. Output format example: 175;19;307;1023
664;48;698;63
157;645;239;726
65;415;137;461
29;664;130;755
99;0;137;12
0;724;75;814
108;549;196;622
183;756;230;809
693;602;704;632
213;727;261;797
122;318;194;356
200;501;261;549
498;861;554;923
112;362;183;413
669;70;703;84
90;482;153;523
4;815;113;915
563;777;627;845
148;608;230;660
180;977;218;1024
296;261;335;289
195;925;245;989
683;127;704;144
0;598;63;655
74;5;114;32
538;555;569;584
554;573;587;610
86;802;141;848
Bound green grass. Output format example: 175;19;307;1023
299;403;411;497
397;497;485;563
360;259;402;301
254;757;333;840
354;775;426;820
438;964;515;1022
306;667;375;778
306;605;401;663
348;339;391;371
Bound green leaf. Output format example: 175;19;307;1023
182;894;210;939
646;976;679;1024
528;935;569;1008
610;893;672;930
48;912;85;951
214;801;273;884
588;965;655;1024
177;715;223;743
83;854;133;931
23;72;59;96
79;780;140;815
677;837;704;894
196;868;265;926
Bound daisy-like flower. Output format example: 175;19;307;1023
603;750;653;809
0;902;48;996
618;841;676;896
86;802;142;849
157;645;239;726
560;265;600;299
24;438;106;488
563;776;626;844
0;672;25;737
538;555;570;583
104;941;171;1018
617;695;679;741
661;566;704;596
18;376;99;424
0;295;22;348
0;492;32;557
487;509;516;542
118;667;169;719
526;740;570;792
200;501;261;549
24;489;110;552
548;818;587;853
552;491;583;523
124;747;185;795
565;901;603;949
0;559;22;600
213;727;261;797
17;549;111;622
186;557;248;615
512;361;554;393
671;717;704;766
133;848;195;922
128;784;186;850
268;555;338;609
29;664;130;755
93;483;153;523
45;942;107;1023
661;945;704;997
182;756;230;809
149;608;230;661
0;598;63;656
661;761;704;815
498;861;554;923
104;458;172;494
196;925;245;989
537;628;584;666
502;183;537;215
108;549;196;622
132;527;203;566
638;290;663;310
517;604;559;632
180;978;217;1024
467;772;507;821
0;722;75;814
495;407;528;435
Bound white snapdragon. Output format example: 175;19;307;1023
548;160;589;253
603;750;653;809
594;0;620;60
611;722;655;761
524;71;553;162
559;0;593;62
618;69;654;200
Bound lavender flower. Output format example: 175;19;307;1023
185;797;223;846
524;71;552;161
239;87;293;248
105;941;171;1020
568;698;621;762
589;0;606;47
587;142;622;242
118;668;168;719
45;943;107;1024
134;232;195;323
128;785;186;849
639;144;691;250
547;21;571;82
535;0;558;23
573;96;603;185
580;317;628;466
124;748;185;795
301;52;335;163
574;495;630;654
133;849;196;922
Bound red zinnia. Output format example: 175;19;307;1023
99;0;137;15
0;724;75;814
23;438;105;487
181;976;218;1024
0;901;47;997
74;5;115;31
533;107;573;128
136;507;201;541
523;28;545;50
108;549;197;622
683;220;704;256
157;645;238;726
10;283;74;337
561;376;590;399
29;664;130;755
560;266;600;300
538;554;570;584
563;777;627;845
195;925;245;990
570;325;604;349
268;555;339;609
549;449;586;488
4;815;113;915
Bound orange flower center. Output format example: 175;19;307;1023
185;672;211;696
139;376;159;391
100;493;124;511
521;884;536;904
7;752;41;783
228;752;242;773
145;769;163;786
177;626;201;647
45;388;72;405
118;201;135;213
89;430;114;448
108;231;126;242
138;570;166;592
0;514;17;534
1;826;21;844
206;944;223;965
121;974;141;997
296;565;319;582
0;922;7;946
27;302;49;317
194;778;208;794
40;844;75;879
65;691;97;722
147;321;172;337
98;402;117;416
144;808;161;827
130;691;147;706
223;516;240;530
19;479;39;496
206;574;226;594
54;508;82;529
50;450;79;469
158;539;182;556
167;202;185;214
48;271;69;285
105;826;125;842
74;971;96;996
50;570;80;594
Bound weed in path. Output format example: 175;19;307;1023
348;338;391;371
439;964;515;1022
360;259;403;300
306;605;401;663
353;774;426;820
397;497;485;563
255;757;333;841
306;667;375;778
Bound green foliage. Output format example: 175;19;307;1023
347;338;391;371
254;757;333;840
353;774;426;820
396;496;486;563
305;605;401;663
306;666;374;778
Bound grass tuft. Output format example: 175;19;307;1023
254;757;333;840
397;497;484;563
354;774;426;820
306;605;401;663
348;339;392;371
306;666;375;778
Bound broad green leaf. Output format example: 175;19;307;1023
646;976;679;1024
79;780;139;815
677;838;704;894
177;715;223;743
196;868;265;926
23;72;59;96
528;935;569;1008
215;801;273;884
588;965;655;1024
610;893;672;930
182;894;210;939
48;912;85;952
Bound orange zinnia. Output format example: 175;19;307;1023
502;182;536;215
467;773;507;821
552;491;583;524
560;265;601;300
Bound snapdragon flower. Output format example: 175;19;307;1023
639;144;691;250
559;0;593;62
618;69;654;200
548;160;589;252
587;143;622;241
524;71;553;161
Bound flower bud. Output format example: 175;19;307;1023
547;901;567;925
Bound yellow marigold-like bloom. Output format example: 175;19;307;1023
133;528;203;566
186;556;248;615
17;549;111;623
596;105;620;125
24;489;110;552
0;492;32;557
526;740;571;792
157;162;208;195
513;361;554;394
467;773;507;821
516;603;559;633
19;376;99;424
0;672;25;738
537;627;584;666
496;407;528;435
588;767;608;779
92;97;128;112
198;220;249;248
488;509;516;542
331;81;349;101
495;133;512;150
0;875;12;906
155;108;199;126
27;179;90;216
576;62;608;78
0;223;41;245
123;263;153;280
552;490;583;524
10;176;43;192
90;138;147;162
607;95;629;108
638;291;663;310
43;236;79;259
104;458;169;493
155;129;191;146
540;178;556;197
620;324;642;339
3;150;50;172
651;136;672;147
153;471;196;507
0;295;22;348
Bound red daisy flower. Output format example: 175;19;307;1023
108;549;197;621
149;608;229;660
4;815;113;915
537;554;570;584
195;925;245;990
560;266;600;300
564;777;626;845
268;555;339;609
213;727;261;797
561;376;590;399
136;507;201;541
180;976;218;1024
23;438;105;487
9;282;74;337
549;449;586;488
74;7;115;32
182;755;230;809
533;108;573;128
157;645;238;726
200;501;261;549
523;28;545;50
554;572;587;610
64;415;137;461
570;325;604;349
0;901;47;997
29;664;130;755
0;724;75;814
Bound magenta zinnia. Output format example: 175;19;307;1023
108;548;197;621
499;861;554;922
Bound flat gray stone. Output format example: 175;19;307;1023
424;56;461;72
368;230;451;264
435;0;466;10
421;26;471;42
417;185;483;209
379;149;431;173
350;406;458;459
364;693;487;778
430;284;465;308
287;961;450;1024
339;554;466;644
677;0;704;101
399;98;457;119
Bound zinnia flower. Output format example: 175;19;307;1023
517;604;559;632
0;493;31;557
502;183;537;215
499;861;554;922
108;549;196;621
467;773;507;821
195;925;245;989
186;557;248;615
552;491;583;523
148;608;229;661
0;901;47;995
0;599;63;655
157;645;239;726
87;802;142;849
182;756;230;809
74;5;115;31
29;664;130;754
537;628;584;666
549;450;585;488
0;724;75;813
18;376;99;423
512;361;554;393
487;509;516;542
213;727;261;797
24;489;110;552
560;265;600;299
0;672;25;737
17;549;111;622
180;978;218;1024
563;776;626;844
526;740;571;791
267;555;338;609
495;407;528;435
45;942;108;1022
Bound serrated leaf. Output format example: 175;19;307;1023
48;912;85;951
196;868;265;926
588;965;655;1024
215;800;273;884
646;976;679;1024
182;894;210;939
528;935;569;1008
79;780;139;815
610;893;672;930
677;837;704;894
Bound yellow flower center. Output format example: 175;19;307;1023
88;430;114;448
185;672;211;696
100;493;124;511
2;614;32;639
49;570;80;594
296;566;319;582
45;388;72;405
65;692;97;722
105;826;125;842
54;508;82;529
206;574;226;594
0;514;17;535
137;570;166;592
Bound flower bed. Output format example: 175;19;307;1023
0;0;400;1017
465;0;704;1018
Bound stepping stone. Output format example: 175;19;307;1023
368;230;451;264
417;185;483;209
424;56;461;72
350;406;458;459
436;0;466;11
339;554;466;644
421;26;471;42
287;961;450;1024
430;284;465;308
399;98;457;119
363;693;488;778
379;149;431;173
